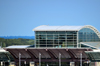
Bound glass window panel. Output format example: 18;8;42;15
39;31;46;34
54;40;58;44
74;45;77;47
47;31;54;34
54;45;59;47
54;35;59;39
40;45;46;47
59;35;66;39
79;40;82;42
58;31;65;34
47;45;53;47
47;40;53;44
36;35;39;39
59;40;65;44
67;31;75;35
61;42;67;47
36;45;40;47
67;45;74;48
78;28;100;42
67;36;73;39
40;40;46;44
38;35;42;39
74;40;77;44
35;31;39;34
36;40;39;44
53;31;58;34
73;36;77;39
47;35;53;40
39;35;46;39
67;40;73;44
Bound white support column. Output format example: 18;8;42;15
80;53;82;66
39;53;41;66
46;31;47;48
35;31;36;48
59;53;61;66
77;31;79;48
19;53;21;66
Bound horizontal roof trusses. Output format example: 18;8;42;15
5;48;92;62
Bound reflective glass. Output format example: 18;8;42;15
54;35;59;39
40;45;46;47
78;28;100;43
58;31;65;34
37;31;46;34
59;35;66;39
54;40;59;44
47;31;54;34
47;35;53;39
47;45;53;47
40;40;46;44
40;35;46;39
59;40;65;44
47;40;53;44
67;40;73;44
35;31;77;48
36;40;39;44
67;36;73;39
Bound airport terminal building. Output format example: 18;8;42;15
5;25;100;66
34;25;100;48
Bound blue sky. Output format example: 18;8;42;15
0;0;100;36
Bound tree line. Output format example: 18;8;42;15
0;38;34;47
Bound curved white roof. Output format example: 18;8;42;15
33;25;100;38
33;25;84;31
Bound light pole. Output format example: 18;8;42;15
59;53;61;66
80;53;82;66
39;53;41;66
19;53;21;66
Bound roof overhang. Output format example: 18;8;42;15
4;48;92;62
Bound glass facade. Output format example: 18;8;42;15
78;28;100;48
35;31;77;48
78;28;100;42
35;27;100;48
